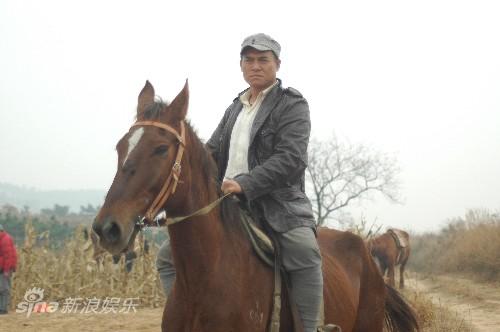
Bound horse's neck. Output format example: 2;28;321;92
169;216;222;278
168;184;237;292
370;237;383;252
167;134;249;292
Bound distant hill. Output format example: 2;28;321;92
0;182;106;213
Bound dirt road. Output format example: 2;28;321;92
407;272;500;332
0;307;163;332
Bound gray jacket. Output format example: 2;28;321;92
207;79;316;233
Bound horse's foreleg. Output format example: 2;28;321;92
387;265;395;287
399;263;406;289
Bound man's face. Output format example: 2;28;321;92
240;49;280;91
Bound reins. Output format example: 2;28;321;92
131;119;230;229
136;193;232;229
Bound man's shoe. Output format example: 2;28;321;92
318;324;341;332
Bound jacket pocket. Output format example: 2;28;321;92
258;127;276;154
271;188;314;220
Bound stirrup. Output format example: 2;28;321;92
317;324;342;332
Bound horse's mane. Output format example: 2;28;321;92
142;101;244;235
184;121;244;235
141;99;169;120
368;232;391;254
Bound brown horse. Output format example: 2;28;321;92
368;229;411;289
92;81;419;332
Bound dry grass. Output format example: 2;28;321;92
403;288;475;332
410;209;500;281
11;220;165;309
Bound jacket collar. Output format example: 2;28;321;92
248;79;283;144
239;80;278;106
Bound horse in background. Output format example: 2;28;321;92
368;228;410;289
92;81;419;332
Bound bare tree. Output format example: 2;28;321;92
307;134;401;226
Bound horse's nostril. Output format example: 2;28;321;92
102;221;121;244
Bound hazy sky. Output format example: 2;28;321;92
1;0;499;232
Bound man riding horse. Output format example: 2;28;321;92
93;34;419;332
156;33;328;332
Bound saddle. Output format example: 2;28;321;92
239;209;340;332
387;229;409;248
387;229;409;265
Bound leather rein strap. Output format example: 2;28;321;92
131;120;230;229
131;120;186;224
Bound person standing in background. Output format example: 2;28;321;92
0;224;17;314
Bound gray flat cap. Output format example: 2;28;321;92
241;33;281;58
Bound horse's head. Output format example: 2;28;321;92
92;81;189;254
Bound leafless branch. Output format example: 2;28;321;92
306;134;401;227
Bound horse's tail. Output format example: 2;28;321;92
384;284;420;332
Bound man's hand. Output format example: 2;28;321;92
221;179;242;195
3;270;11;278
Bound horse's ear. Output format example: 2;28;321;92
168;80;189;121
137;80;155;118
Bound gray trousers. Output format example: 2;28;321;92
0;273;12;313
156;235;176;297
156;227;323;332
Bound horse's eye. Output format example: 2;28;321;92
153;145;169;156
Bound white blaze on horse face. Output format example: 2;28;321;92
123;127;144;167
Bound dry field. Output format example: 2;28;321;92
1;221;167;331
1;221;493;331
10;223;165;309
406;272;500;332
1;277;485;332
405;209;500;331
0;308;163;332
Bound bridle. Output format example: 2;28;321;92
130;119;230;229
131;120;186;226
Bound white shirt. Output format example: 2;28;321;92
224;81;278;179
